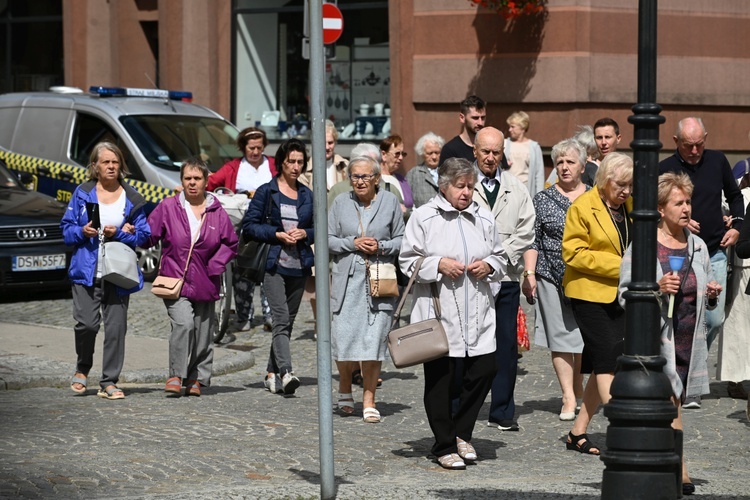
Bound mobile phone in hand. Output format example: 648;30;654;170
86;202;100;229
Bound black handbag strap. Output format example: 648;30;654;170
392;257;441;327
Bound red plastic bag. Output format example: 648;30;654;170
517;305;530;352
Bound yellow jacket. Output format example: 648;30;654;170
562;186;633;303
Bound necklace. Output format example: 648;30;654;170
450;277;482;349
609;205;628;251
606;202;624;223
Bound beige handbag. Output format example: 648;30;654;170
356;202;399;298
387;257;449;368
151;214;203;300
367;259;399;297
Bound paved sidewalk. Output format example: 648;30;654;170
0;289;748;499
0;322;255;390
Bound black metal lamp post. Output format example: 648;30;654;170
600;1;681;498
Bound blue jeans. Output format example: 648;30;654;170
706;249;727;350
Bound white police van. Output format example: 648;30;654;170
0;86;242;279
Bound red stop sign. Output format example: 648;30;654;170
322;3;344;45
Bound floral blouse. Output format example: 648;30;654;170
531;184;590;285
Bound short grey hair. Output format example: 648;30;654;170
438;157;476;191
414;132;445;157
551;138;587;168
573;125;598;159
347;155;381;177
350;142;381;164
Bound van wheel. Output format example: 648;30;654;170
137;243;161;282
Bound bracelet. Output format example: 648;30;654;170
522;269;536;278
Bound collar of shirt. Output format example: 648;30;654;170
428;166;438;184
476;166;501;188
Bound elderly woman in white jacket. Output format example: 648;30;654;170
400;157;507;471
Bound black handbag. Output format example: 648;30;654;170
237;235;270;283
237;187;273;283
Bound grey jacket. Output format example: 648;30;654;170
618;231;714;399
405;164;439;208
399;194;507;357
328;190;405;314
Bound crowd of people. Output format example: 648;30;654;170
60;96;749;488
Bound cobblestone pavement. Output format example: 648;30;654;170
0;289;748;499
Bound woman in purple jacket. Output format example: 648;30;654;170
145;157;238;397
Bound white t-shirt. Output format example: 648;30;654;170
236;157;272;193
326;159;337;190
181;196;204;241
96;190;127;277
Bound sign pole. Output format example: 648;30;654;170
308;1;336;499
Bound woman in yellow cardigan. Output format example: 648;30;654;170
561;152;633;455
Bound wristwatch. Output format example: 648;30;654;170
522;270;536;278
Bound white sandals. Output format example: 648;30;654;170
437;453;466;470
337;393;355;415
456;437;477;461
362;407;381;423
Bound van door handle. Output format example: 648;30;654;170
37;166;51;176
59;171;74;182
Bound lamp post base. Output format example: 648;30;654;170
601;355;680;499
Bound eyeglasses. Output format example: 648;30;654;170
390;151;407;158
350;174;376;182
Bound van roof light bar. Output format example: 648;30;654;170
88;86;193;102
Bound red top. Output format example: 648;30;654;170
207;156;277;192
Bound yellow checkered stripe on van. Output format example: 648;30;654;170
0;149;172;204
130;180;173;204
0;149;88;185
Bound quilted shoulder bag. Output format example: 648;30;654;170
355;202;399;298
387;257;449;368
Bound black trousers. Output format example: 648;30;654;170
423;352;496;457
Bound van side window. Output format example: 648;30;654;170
70;113;144;181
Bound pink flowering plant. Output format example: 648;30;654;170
468;0;546;20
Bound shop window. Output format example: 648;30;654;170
233;1;389;140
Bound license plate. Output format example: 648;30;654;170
12;254;67;271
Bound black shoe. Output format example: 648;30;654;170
682;482;695;495
727;381;748;399
488;419;519;431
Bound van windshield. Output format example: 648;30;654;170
120;115;242;172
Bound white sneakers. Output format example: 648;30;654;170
263;374;282;394
281;372;300;395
